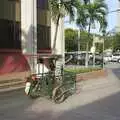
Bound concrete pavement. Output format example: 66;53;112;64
1;67;120;120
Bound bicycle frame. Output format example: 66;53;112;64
24;54;76;103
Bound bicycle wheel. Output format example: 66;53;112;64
52;85;65;104
29;80;41;98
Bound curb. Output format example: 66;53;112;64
76;69;108;82
0;71;29;94
0;70;107;93
0;85;24;94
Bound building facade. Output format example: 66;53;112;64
0;0;64;75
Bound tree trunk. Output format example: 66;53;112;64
78;28;81;52
85;42;89;67
77;28;81;65
53;14;60;53
85;21;91;67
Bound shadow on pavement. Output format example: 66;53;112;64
111;68;120;80
1;89;120;120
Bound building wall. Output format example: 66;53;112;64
0;0;21;50
21;0;37;54
37;0;51;52
0;0;30;75
21;0;65;69
0;0;65;74
21;0;37;73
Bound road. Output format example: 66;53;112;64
105;62;120;79
1;63;120;120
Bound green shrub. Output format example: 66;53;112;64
64;67;102;74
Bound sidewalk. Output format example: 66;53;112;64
19;69;120;120
76;69;120;93
1;69;120;120
25;69;120;111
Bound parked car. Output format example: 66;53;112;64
111;53;120;63
89;54;103;65
65;52;76;65
65;52;103;65
74;53;86;65
65;52;89;65
103;55;112;63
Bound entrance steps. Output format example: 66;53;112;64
0;71;30;93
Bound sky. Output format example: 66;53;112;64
64;0;119;33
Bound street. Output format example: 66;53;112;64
1;63;120;120
105;62;120;79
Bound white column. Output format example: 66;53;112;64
61;18;65;64
51;18;65;70
51;18;64;55
21;0;37;73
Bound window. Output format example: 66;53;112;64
37;0;51;53
37;25;51;50
0;0;21;50
37;0;48;9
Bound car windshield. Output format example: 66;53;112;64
113;54;120;56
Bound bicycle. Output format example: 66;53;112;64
25;55;76;103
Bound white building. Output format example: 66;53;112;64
0;0;64;74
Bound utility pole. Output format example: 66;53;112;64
77;29;80;65
78;29;80;52
92;43;96;67
90;37;96;67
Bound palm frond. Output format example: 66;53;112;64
49;0;79;22
83;0;108;32
83;0;90;4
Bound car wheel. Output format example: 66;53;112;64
88;60;93;65
118;59;120;63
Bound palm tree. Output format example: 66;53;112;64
76;4;88;30
76;0;108;67
86;0;108;34
83;0;90;4
76;4;88;64
85;0;108;67
49;0;79;52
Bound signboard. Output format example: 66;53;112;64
93;36;104;43
90;46;96;53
